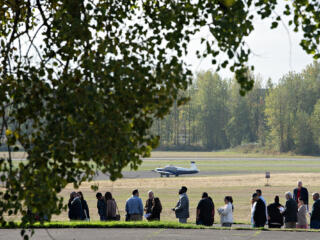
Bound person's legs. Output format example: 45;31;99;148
222;223;232;227
254;223;264;228
310;220;320;229
285;222;296;228
179;218;187;223
269;224;281;228
130;214;142;221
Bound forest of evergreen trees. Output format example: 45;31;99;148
151;62;320;155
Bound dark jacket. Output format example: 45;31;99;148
267;202;283;226
282;198;298;222
97;198;107;221
80;199;90;220
293;187;309;206
175;193;189;219
68;197;83;220
311;199;320;222
145;199;153;214
253;199;267;226
197;198;214;226
148;202;162;221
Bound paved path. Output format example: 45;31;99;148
1;228;318;240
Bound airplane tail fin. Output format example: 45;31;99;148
190;161;198;170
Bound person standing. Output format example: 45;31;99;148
282;192;298;228
310;192;320;229
293;180;309;210
218;196;233;227
256;189;268;224
125;189;144;221
208;196;215;225
147;197;162;221
105;192;118;220
78;191;90;221
196;192;214;226
172;186;189;223
297;198;308;229
144;190;154;218
96;192;106;221
267;196;284;228
251;193;266;228
68;192;83;221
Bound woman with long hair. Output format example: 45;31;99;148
147;197;162;221
78;191;90;220
105;192;118;220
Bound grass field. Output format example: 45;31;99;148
32;173;320;224
122;159;320;173
2;151;320;224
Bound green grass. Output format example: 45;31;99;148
2;221;320;233
122;159;320;173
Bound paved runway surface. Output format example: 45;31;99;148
92;170;246;180
1;228;318;240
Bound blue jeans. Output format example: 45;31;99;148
310;220;320;229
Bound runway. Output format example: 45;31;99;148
92;170;249;180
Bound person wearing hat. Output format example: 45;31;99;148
172;186;189;223
251;193;267;228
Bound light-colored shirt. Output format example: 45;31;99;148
251;202;257;224
125;195;143;215
218;202;233;224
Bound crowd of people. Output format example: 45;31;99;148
251;181;320;229
67;180;320;229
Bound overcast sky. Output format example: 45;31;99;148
185;14;315;84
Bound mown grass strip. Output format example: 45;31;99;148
1;221;320;232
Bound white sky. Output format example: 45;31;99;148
185;13;315;84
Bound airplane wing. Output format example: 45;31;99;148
154;170;174;175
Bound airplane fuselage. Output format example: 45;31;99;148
155;165;199;177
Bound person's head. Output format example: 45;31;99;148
148;190;154;200
202;192;208;199
312;192;320;201
179;186;187;195
285;191;293;200
297;180;303;189
154;197;160;206
77;191;84;200
105;192;113;200
225;196;233;204
256;189;262;197
70;192;77;199
96;192;102;200
252;193;259;202
298;197;305;205
274;195;280;204
132;189;139;197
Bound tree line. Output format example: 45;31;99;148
151;62;320;155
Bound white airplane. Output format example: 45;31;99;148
153;161;199;177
